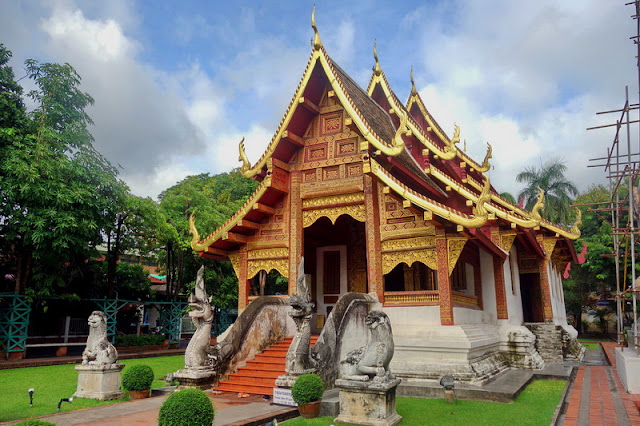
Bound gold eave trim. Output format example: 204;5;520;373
190;174;272;251
241;47;406;178
367;158;487;229
428;165;544;229
368;71;457;161
406;91;489;171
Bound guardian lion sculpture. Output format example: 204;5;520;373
340;310;395;383
82;311;118;367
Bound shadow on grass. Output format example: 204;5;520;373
283;379;566;425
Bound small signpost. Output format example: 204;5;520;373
272;388;296;407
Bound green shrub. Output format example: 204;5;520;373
114;334;164;347
122;364;155;391
158;388;214;426
15;420;55;426
291;373;324;405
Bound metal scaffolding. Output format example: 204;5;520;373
586;0;640;350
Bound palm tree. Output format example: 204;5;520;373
516;159;578;225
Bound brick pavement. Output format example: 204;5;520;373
562;342;640;426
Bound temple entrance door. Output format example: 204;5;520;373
520;273;544;322
316;245;347;322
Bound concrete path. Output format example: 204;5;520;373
13;393;297;426
561;342;640;426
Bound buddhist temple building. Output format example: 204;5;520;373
190;11;584;384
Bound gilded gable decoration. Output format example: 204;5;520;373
500;232;517;254
303;204;366;227
382;248;437;275
447;238;468;275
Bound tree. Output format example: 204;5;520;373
104;193;174;298
516;159;578;225
0;47;123;297
563;185;618;333
158;170;258;303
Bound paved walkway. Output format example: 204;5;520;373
4;393;297;426
562;342;640;426
0;349;185;370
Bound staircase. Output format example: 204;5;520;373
214;335;319;396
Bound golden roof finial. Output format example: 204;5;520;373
373;40;381;75
410;66;417;96
311;5;322;50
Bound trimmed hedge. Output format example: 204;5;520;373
291;373;324;405
114;334;164;347
122;364;155;391
158;388;214;426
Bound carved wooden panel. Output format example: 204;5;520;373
321;111;342;135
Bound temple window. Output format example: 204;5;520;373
249;270;288;297
384;262;437;292
452;262;475;295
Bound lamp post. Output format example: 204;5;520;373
439;375;457;403
28;388;34;407
57;397;73;412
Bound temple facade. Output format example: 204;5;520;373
190;18;584;384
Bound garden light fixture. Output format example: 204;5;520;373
28;388;34;407
57;397;73;412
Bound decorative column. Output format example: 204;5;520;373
474;264;483;309
538;237;557;321
490;227;508;320
236;248;249;311
364;175;383;301
289;171;303;295
493;257;508;320
436;229;453;325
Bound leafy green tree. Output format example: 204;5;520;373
104;193;175;298
563;185;618;333
0;47;123;297
499;192;517;204
158;170;258;304
516;159;578;225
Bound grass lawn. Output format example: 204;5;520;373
578;338;604;350
0;355;184;422
283;379;566;426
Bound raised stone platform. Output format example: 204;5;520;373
74;363;125;400
397;362;572;403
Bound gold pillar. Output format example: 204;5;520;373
490;227;508;319
364;175;383;301
237;248;249;310
539;258;554;320
288;171;303;295
436;229;453;325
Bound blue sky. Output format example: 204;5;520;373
1;1;637;199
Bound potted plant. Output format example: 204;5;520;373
122;364;155;399
158;388;214;426
291;373;324;419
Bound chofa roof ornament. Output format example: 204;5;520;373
311;5;322;50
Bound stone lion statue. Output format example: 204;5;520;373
82;311;118;366
340;310;395;383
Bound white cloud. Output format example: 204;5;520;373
411;0;636;196
38;6;207;198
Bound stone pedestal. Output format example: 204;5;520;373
74;364;125;400
334;377;402;426
173;368;216;390
616;347;640;394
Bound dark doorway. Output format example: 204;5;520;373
520;272;544;322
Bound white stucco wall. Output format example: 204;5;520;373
547;262;569;326
383;305;441;328
504;247;524;325
480;249;497;324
